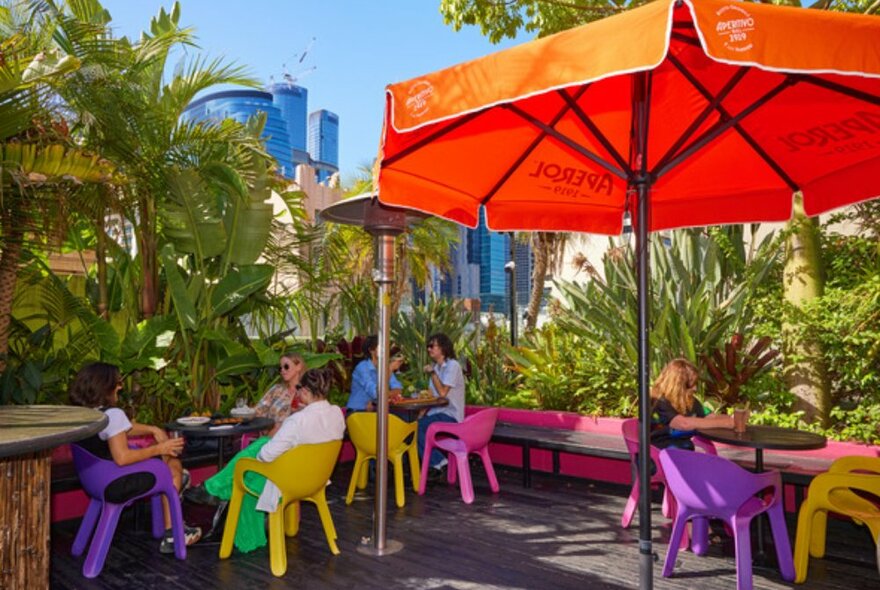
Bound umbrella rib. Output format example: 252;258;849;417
799;74;880;107
382;110;485;168
654;77;799;190
504;103;627;180
480;86;589;206
653;57;748;174
558;90;632;176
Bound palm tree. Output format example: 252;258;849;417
524;232;569;332
0;4;114;372
49;0;264;319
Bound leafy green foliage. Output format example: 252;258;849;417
392;297;472;391
439;0;644;43
508;323;637;415
465;314;519;406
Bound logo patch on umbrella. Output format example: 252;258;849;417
406;80;434;119
715;4;754;53
528;160;615;198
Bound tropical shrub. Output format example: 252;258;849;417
391;296;472;392
508;323;638;415
465;314;519;406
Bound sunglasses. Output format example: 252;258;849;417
295;383;309;391
427;343;437;349
281;363;290;370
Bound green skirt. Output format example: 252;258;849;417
204;436;271;553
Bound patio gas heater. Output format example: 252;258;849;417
319;193;426;556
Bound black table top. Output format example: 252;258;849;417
696;424;827;451
165;416;274;438
0;405;108;459
390;397;450;411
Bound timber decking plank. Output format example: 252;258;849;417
50;462;876;589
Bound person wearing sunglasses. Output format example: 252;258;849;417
184;367;345;553
419;333;466;480
253;351;306;430
345;334;404;414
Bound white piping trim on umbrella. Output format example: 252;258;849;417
682;0;880;82
383;0;677;135
385;0;880;137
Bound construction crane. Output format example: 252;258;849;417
280;37;317;87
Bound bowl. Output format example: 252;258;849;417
230;407;256;418
177;416;211;426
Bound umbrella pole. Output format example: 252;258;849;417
636;179;653;590
632;70;654;590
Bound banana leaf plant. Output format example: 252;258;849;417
701;333;780;410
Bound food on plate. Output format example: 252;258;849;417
211;417;244;426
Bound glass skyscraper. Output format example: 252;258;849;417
447;208;533;315
308;110;339;184
183;84;338;182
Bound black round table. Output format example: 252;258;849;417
390;396;449;421
0;405;107;589
166;416;274;468
696;424;827;563
696;424;827;472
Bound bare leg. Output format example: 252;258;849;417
160;455;184;529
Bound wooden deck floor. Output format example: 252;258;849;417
50;463;877;589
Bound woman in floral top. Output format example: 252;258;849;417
254;351;306;431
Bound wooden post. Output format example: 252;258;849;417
0;450;51;590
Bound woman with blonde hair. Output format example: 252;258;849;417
650;358;733;450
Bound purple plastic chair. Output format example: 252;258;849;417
659;447;795;590
418;407;500;504
70;444;187;578
620;419;717;530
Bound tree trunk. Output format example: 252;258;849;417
0;212;23;374
138;197;158;319
782;195;830;425
95;210;108;319
525;234;550;332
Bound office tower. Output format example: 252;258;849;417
308;110;339;184
182;89;295;177
183;84;338;183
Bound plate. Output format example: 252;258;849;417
177;416;210;426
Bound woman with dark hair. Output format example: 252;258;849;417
69;362;202;553
419;333;466;479
185;367;345;553
345;334;404;413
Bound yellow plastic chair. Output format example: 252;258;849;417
345;412;420;508
793;455;880;583
219;440;343;577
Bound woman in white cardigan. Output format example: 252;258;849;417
185;367;345;552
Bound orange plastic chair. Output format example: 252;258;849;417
345;412;420;508
793;456;880;583
219;440;342;577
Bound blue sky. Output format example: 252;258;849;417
100;1;526;183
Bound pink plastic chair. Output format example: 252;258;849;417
418;407;500;504
659;448;795;590
620;418;717;528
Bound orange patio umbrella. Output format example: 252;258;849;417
376;0;880;586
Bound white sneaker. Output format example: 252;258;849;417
435;458;448;469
